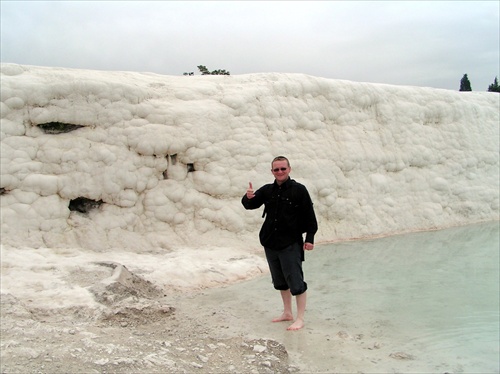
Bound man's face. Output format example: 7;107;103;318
271;160;290;185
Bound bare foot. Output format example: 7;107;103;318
286;318;304;331
272;313;293;323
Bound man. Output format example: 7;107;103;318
241;156;318;331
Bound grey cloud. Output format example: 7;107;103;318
1;1;498;90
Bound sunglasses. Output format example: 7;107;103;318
273;167;288;172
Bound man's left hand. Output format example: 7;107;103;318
304;242;314;251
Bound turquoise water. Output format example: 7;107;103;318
178;221;500;373
308;221;499;372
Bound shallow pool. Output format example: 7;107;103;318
177;221;500;373
307;220;499;373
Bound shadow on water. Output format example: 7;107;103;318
177;221;499;373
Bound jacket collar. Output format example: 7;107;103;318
273;177;292;189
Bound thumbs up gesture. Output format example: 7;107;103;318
246;182;255;199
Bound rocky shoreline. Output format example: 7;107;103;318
0;262;294;374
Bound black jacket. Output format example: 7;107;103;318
241;178;318;251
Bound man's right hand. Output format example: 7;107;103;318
246;182;255;199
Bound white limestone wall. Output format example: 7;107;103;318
1;63;498;251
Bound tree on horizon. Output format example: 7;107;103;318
487;77;500;92
197;65;230;75
459;74;472;91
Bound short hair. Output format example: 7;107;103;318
271;156;290;168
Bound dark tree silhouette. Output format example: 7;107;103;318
197;65;230;75
459;74;472;91
488;77;500;92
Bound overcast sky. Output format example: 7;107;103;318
1;1;499;91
